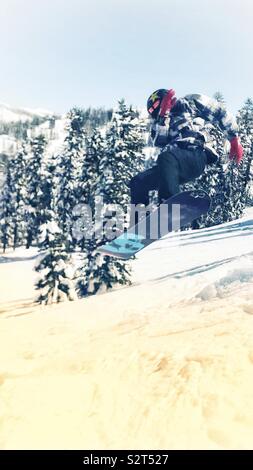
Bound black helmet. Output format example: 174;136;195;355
147;89;168;119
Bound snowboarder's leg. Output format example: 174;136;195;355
157;146;207;202
157;149;180;202
129;166;159;227
175;146;207;184
129;166;159;205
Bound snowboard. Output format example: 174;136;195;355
96;190;211;260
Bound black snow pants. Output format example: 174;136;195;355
130;145;207;205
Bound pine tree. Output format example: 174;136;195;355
99;100;145;206
58;108;86;250
81;129;104;205
80;100;146;295
0;159;14;252
26;136;47;248
35;154;76;304
11;143;28;249
76;128;105;296
230;98;253;213
0;144;31;251
35;221;76;304
74;128;104;250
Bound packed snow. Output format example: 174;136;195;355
0;209;253;449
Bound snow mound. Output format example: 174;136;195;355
197;254;253;301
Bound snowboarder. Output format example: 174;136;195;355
129;89;244;205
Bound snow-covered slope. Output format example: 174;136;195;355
0;210;253;449
0;102;53;123
0;103;64;181
0;102;61;168
133;209;253;302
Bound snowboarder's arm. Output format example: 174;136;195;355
186;94;238;140
186;94;243;163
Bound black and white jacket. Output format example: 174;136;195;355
151;94;238;163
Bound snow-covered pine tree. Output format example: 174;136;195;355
0;159;15;252
74;128;104;248
35;221;76;304
58;108;86;250
81;100;146;295
228;98;253;215
76;128;105;296
35;154;76;304
11;145;29;248
26;136;47;248
100;100;145;207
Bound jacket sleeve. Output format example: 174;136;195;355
185;94;238;141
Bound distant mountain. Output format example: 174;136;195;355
0;102;55;123
0;102;135;182
0;101;61;162
0;103;115;160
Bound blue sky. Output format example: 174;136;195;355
1;0;253;114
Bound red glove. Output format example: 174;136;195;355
159;89;177;119
229;137;243;164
